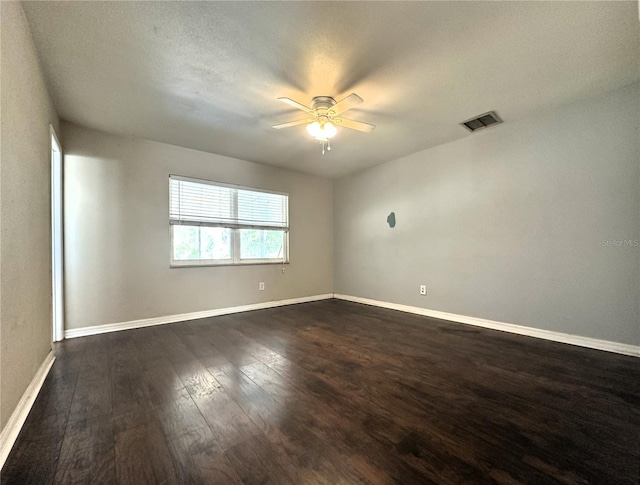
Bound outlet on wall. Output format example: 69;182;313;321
419;285;426;295
259;282;265;291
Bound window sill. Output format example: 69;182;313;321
170;261;290;269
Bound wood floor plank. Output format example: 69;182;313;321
152;387;209;441
171;356;222;399
209;362;287;435
69;374;112;420
1;412;68;485
165;426;243;485
53;415;116;484
140;358;186;407
114;423;178;485
224;436;274;485
29;369;77;419
190;386;263;450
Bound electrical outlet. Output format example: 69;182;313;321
419;285;426;295
259;282;265;291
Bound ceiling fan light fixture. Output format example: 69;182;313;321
306;121;321;138
322;121;337;139
306;119;337;141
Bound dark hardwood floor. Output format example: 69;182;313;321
2;299;639;484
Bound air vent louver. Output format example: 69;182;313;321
461;111;502;132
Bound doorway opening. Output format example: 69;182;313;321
51;126;64;342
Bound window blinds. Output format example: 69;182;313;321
169;175;289;231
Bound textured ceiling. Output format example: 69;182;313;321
22;1;639;178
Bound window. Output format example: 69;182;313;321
169;175;289;266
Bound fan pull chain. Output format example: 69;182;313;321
320;139;332;155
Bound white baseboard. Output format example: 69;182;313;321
63;292;639;357
0;351;55;470
64;294;334;339
334;294;640;357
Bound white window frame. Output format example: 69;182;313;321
169;175;289;267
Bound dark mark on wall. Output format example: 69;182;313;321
387;212;396;228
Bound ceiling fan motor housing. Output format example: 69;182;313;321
311;96;337;116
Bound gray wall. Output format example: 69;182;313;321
334;82;639;346
62;123;333;330
1;2;59;430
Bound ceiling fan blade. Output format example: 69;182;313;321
328;93;363;116
335;117;375;133
277;97;314;115
272;119;314;129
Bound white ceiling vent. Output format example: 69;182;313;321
460;111;502;132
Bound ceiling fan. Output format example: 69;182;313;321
272;93;375;154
